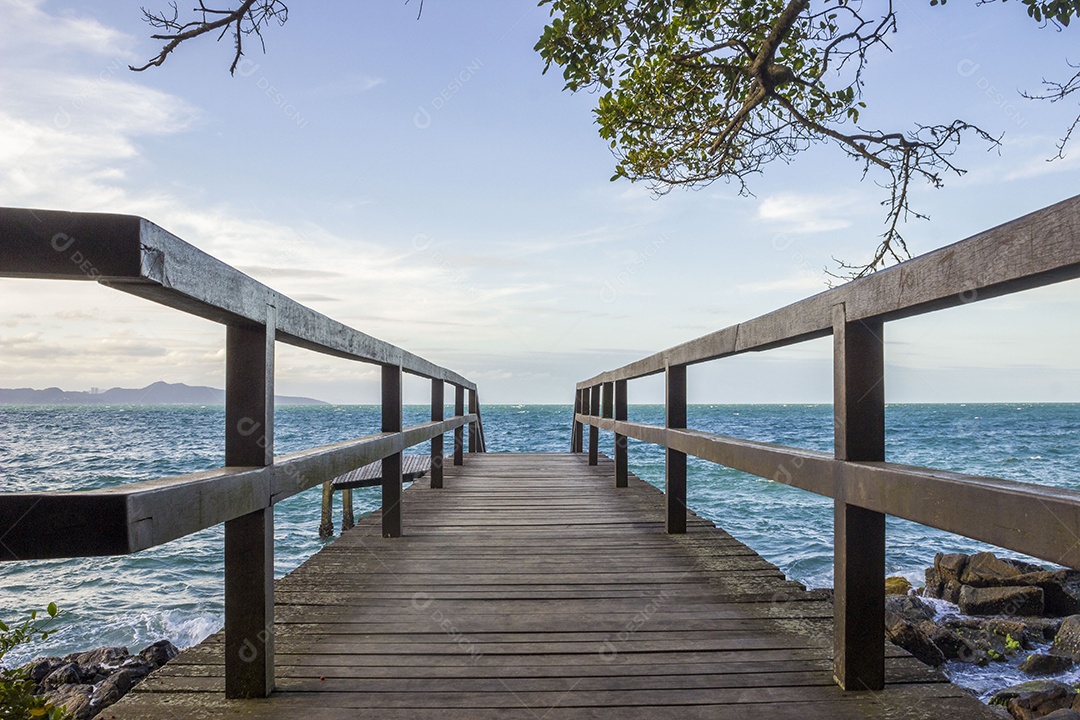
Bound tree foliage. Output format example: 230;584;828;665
535;0;1077;276
0;604;69;720
127;1;1078;276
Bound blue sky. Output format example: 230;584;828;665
0;0;1078;404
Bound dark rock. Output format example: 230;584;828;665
91;678;123;711
91;668;135;712
42;662;83;687
119;657;154;681
139;639;179;669
22;656;60;684
70;645;128;671
1007;570;1080;616
886;594;936;624
1028;617;1065;641
922;622;987;664
1041;710;1080;720
1020;653;1074;675
959;584;1044;616
1051;615;1080;657
944;617;1026;660
961;551;1023;587
1044;580;1080;617
886;617;945;667
43;683;93;720
936;552;969;584
1002;557;1047;575
1007;680;1078;720
106;667;134;696
983;618;1037;648
923;566;943;599
990;679;1075;706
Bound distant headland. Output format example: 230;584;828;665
0;381;327;406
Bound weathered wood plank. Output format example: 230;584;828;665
105;454;998;719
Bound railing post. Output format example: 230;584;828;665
588;385;600;466
601;381;614;466
468;389;479;454
665;363;687;534
382;363;403;538
318;482;334;537
224;307;275;699
341;488;354;531
475;395;487;452
571;389;584;453
614;379;628;488
832;303;886;692
454;385;465;466
431;380;445;488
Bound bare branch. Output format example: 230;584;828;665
130;1;288;75
1022;60;1080;159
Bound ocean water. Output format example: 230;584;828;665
1;403;1077;695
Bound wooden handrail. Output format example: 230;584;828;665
0;206;486;699
0;416;477;560
0;207;476;389
573;192;1080;693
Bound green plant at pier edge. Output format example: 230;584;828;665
0;603;71;720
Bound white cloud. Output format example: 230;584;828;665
757;192;858;233
0;1;134;60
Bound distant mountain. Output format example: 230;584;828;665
0;381;327;406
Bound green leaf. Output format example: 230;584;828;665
47;603;58;618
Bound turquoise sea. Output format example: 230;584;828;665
1;403;1078;694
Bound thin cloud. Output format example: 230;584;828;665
757;192;858;233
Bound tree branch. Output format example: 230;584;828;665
130;1;288;75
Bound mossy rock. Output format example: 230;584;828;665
886;576;913;595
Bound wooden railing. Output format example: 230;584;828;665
572;194;1080;692
0;207;486;698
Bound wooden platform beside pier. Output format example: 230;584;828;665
105;453;997;719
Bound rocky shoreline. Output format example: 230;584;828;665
16;639;178;719
886;551;1080;719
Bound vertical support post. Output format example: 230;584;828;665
588;385;600;466
474;395;487;452
318;482;334;537
571;389;584;453
614;379;628;488
468;389;479;454
832;303;886;692
454;385;465;466
341;488;354;531
431;379;445;489
224;307;275;699
601;381;614;466
665;363;687;534
382;364;403;539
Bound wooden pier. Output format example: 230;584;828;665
107;453;995;719
5;201;1080;718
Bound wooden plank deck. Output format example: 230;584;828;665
105;453;998;719
332;454;431;489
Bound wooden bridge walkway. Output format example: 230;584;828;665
106;453;996;719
